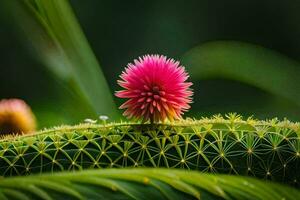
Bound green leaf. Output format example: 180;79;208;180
0;168;298;200
181;41;300;108
6;0;119;119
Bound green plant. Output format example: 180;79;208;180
0;168;299;200
5;0;119;120
1;1;299;199
0;114;299;188
182;41;300;110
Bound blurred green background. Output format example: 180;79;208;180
0;0;300;129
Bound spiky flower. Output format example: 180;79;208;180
0;99;36;135
116;55;193;122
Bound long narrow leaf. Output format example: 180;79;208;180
6;0;119;119
0;168;298;200
181;41;300;108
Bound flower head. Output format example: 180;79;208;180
0;99;36;135
116;55;193;123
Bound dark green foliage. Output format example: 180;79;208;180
0;168;299;200
0;114;299;188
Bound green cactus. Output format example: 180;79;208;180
0;114;299;188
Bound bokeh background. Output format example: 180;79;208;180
0;0;300;129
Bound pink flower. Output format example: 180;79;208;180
115;55;193;123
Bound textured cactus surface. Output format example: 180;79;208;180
0;114;299;188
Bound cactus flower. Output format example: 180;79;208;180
116;55;193;122
0;99;36;135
